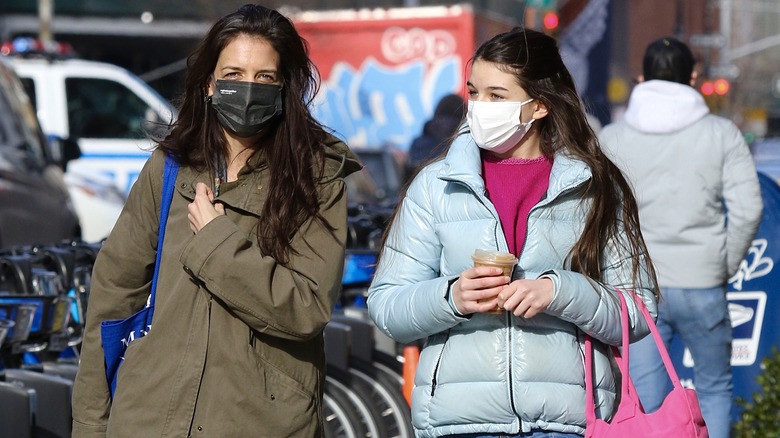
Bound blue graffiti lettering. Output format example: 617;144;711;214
313;57;460;150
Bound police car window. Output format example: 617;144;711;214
65;78;158;139
19;78;36;111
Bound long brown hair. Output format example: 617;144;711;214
471;27;658;295
157;4;331;265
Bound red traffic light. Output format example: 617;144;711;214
713;78;730;95
701;81;715;96
701;79;730;96
543;12;559;30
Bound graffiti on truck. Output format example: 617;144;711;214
310;26;465;150
312;58;460;150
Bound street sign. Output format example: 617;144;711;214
709;64;740;79
690;33;726;48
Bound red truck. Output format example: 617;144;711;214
292;5;514;151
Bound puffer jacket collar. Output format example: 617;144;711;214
438;131;593;201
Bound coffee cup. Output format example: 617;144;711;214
471;249;517;313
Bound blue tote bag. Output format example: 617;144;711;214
100;154;179;398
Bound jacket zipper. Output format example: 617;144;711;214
442;169;590;415
500;183;588;418
429;329;452;397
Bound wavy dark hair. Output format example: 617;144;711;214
157;4;331;265
471;27;658;295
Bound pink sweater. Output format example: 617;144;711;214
482;153;553;256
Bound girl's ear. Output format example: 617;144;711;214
531;99;549;121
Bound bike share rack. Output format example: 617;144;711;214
0;203;415;438
0;241;100;437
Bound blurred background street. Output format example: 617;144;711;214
1;1;779;437
3;0;779;146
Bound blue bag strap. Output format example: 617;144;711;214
147;154;179;314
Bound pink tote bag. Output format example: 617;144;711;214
584;289;709;437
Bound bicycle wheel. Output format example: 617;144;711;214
327;371;386;438
349;361;414;438
324;376;368;438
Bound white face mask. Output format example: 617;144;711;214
466;98;535;154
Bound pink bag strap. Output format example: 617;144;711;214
584;288;682;423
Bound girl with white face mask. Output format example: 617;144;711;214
368;27;660;437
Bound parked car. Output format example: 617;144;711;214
0;55;80;248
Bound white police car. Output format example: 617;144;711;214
2;38;177;195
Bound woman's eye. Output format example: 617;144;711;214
491;94;505;100
467;90;478;97
258;74;277;82
224;72;240;79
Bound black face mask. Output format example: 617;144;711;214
210;80;283;137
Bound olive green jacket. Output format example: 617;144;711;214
72;139;361;437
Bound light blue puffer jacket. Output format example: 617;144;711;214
367;133;657;437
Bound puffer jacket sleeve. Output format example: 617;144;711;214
179;176;349;342
544;218;658;346
72;151;164;437
367;170;469;344
721;123;763;277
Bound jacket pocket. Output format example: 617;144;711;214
429;329;452;397
248;329;316;399
247;336;319;435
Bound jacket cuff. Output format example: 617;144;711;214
72;419;107;437
538;270;562;314
180;215;237;278
445;277;468;317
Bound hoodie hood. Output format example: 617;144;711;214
623;80;710;134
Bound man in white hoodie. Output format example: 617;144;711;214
599;37;763;438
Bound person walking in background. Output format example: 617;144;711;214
367;27;659;437
71;5;360;436
599;36;763;438
407;93;466;172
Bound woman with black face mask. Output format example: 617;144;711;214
71;5;361;437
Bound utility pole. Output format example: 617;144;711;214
719;0;731;65
38;0;53;44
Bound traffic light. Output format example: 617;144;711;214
713;78;730;96
700;78;730;97
525;0;559;34
543;11;559;30
701;80;715;96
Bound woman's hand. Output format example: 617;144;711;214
496;278;554;318
451;266;511;314
188;182;226;233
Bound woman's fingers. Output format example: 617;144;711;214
498;278;554;318
452;266;511;314
188;182;226;233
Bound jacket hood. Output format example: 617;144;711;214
322;134;362;181
623;80;710;134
